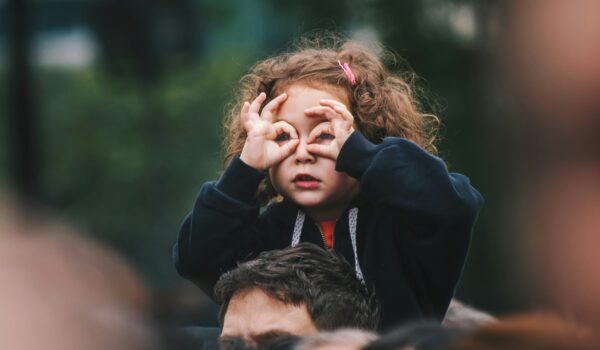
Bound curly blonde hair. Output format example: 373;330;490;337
223;34;440;203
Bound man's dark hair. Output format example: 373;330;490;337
214;243;379;330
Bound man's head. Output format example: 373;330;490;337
214;243;379;345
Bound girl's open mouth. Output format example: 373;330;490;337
293;174;320;189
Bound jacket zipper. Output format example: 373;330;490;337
315;221;336;250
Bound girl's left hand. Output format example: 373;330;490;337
304;99;355;160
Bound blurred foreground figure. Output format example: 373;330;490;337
447;313;598;350
442;299;497;330
295;329;377;350
504;0;600;148
500;0;600;328
0;200;159;350
364;322;465;350
527;166;600;325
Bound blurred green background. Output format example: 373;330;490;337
2;0;528;325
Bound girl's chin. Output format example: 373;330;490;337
293;199;325;208
289;194;326;208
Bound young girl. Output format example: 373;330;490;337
174;36;483;330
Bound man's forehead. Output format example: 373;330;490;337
221;288;317;340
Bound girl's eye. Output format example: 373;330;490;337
275;132;291;142
316;132;334;141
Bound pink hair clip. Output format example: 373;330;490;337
337;60;356;86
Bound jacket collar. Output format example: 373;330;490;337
271;193;368;225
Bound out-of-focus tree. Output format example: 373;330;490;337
6;0;39;202
87;0;200;83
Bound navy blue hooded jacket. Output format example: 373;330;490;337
174;131;484;330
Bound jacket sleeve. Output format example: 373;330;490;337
336;131;484;318
173;156;268;300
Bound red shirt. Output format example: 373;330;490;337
318;220;336;249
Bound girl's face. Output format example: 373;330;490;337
269;84;359;220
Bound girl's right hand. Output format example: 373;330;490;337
239;92;299;170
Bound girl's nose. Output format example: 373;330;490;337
294;139;315;163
